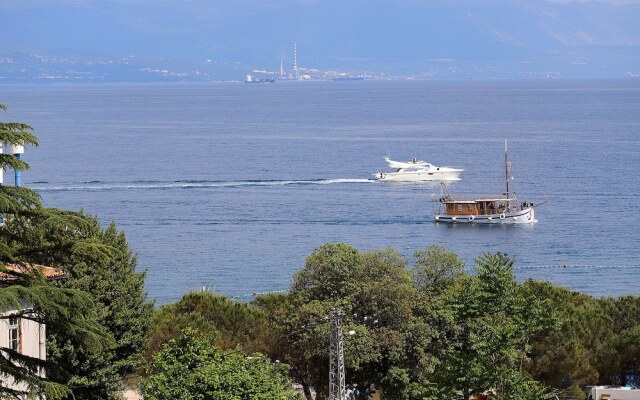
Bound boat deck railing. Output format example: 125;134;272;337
442;194;517;202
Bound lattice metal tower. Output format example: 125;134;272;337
328;309;346;400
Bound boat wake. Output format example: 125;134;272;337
32;178;376;192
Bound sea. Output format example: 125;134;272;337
2;80;640;304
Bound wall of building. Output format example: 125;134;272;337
0;304;47;396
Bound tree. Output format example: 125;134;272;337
599;296;640;386
1;103;153;399
526;289;640;395
142;329;297;400
431;253;557;400
524;281;606;395
0;263;112;399
263;243;439;400
2;212;154;399
146;291;272;364
0;104;37;173
412;245;465;296
1;103;111;398
0;103;41;220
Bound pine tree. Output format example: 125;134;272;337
1;103;111;398
0;103;41;221
2;205;154;400
0;264;112;399
1;103;152;399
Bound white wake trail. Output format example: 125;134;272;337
32;178;378;192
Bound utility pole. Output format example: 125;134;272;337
329;309;346;400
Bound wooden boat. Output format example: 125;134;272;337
434;140;537;224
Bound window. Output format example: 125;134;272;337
457;204;463;212
9;316;19;351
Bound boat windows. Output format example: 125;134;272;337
457;204;463;212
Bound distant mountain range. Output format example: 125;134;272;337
2;0;639;82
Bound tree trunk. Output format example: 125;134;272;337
302;380;314;400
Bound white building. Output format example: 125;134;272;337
589;386;640;400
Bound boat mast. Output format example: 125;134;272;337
504;139;510;208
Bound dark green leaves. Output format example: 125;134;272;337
143;329;296;400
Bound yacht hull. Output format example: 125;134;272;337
434;207;536;224
375;170;463;182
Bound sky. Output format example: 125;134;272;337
1;0;639;80
550;0;640;3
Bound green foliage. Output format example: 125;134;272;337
0;186;42;217
412;245;465;296
4;208;102;266
2;208;153;399
146;291;272;365
0;103;39;174
2;104;125;399
147;243;640;400
143;329;297;400
1;103;42;225
430;253;558;400
39;218;151;399
1;102;152;399
261;243;439;400
599;296;640;385
0;264;112;400
290;242;364;302
524;281;604;391
526;286;640;392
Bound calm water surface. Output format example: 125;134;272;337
3;80;640;303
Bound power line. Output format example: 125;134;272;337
514;265;640;269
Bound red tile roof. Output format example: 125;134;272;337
0;262;66;282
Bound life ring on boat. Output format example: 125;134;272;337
468;216;475;222
499;213;506;220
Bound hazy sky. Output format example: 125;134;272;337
550;0;640;3
7;0;640;5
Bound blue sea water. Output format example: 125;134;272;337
2;80;640;303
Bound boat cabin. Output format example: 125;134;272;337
441;197;518;216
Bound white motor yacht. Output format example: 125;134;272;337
374;157;463;182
